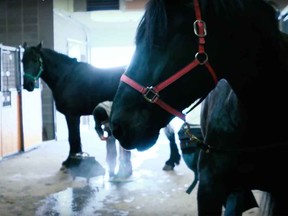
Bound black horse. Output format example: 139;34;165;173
110;0;288;215
22;42;124;169
21;42;181;171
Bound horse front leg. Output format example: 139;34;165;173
61;115;81;169
163;124;181;171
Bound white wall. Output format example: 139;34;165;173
52;9;143;139
53;9;90;140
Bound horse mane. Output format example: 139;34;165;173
42;48;78;65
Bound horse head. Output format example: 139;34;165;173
22;42;44;91
110;0;286;151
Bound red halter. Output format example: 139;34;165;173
121;0;218;121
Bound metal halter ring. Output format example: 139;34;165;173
195;52;208;65
143;86;159;103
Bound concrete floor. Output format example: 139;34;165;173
0;129;260;216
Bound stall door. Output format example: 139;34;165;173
0;45;21;157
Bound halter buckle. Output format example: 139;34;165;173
143;86;159;103
193;20;207;37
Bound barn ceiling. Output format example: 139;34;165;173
69;10;144;47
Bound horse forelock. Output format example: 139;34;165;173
136;0;168;50
23;46;40;62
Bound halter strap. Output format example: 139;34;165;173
24;57;43;81
121;0;218;121
121;75;186;120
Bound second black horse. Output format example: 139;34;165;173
22;42;125;169
21;42;181;171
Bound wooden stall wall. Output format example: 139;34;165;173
1;91;21;156
0;0;55;143
0;45;43;158
0;45;22;157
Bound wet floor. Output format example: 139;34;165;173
0;127;260;216
35;169;195;216
0;128;201;216
34;142;199;216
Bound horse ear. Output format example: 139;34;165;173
36;41;43;51
22;42;27;49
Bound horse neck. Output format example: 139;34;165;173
39;49;68;90
94;67;124;100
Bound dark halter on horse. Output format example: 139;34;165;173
23;57;43;82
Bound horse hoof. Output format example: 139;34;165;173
60;165;68;173
162;164;174;171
